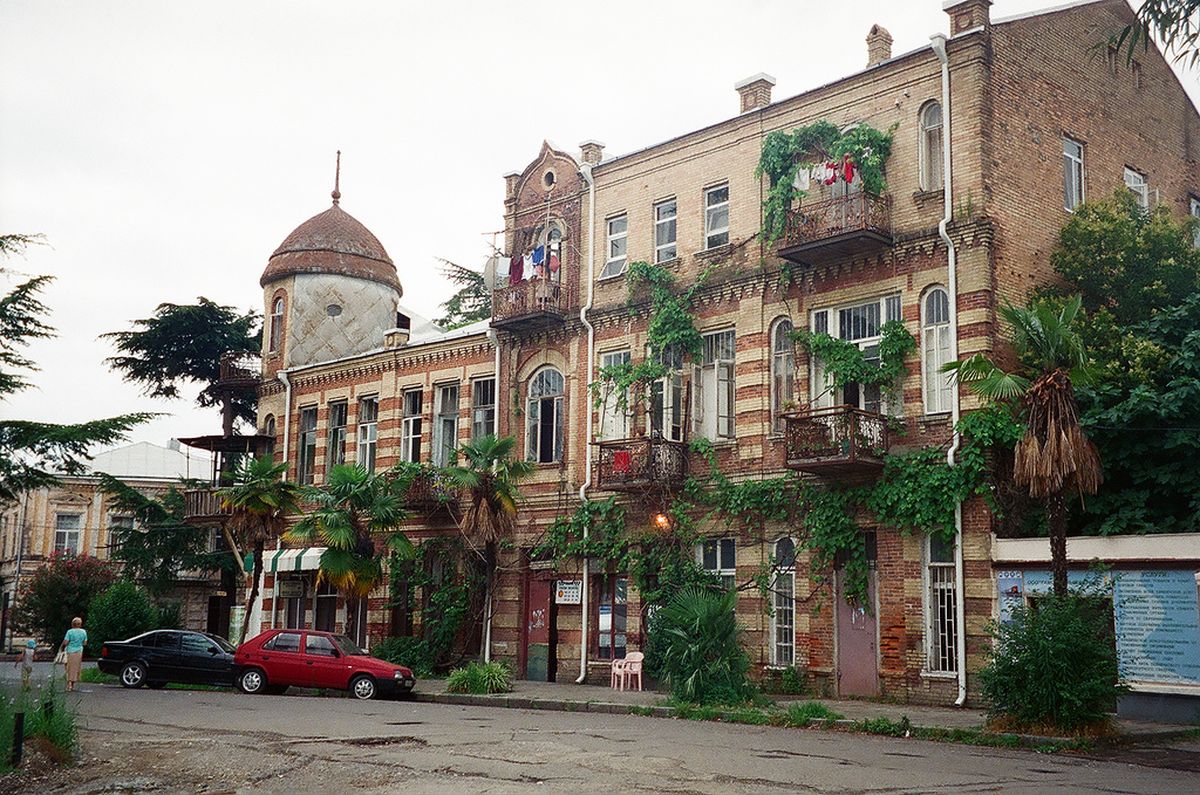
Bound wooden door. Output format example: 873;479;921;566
836;542;879;697
524;577;553;681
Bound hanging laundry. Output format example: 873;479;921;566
531;245;546;279
497;256;512;286
548;241;561;274
793;167;811;192
509;254;524;285
842;154;856;184
522;253;535;281
823;162;839;186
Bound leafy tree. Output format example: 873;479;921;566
435;258;490;329
1;233;153;504
288;464;415;642
444;434;533;575
103;298;261;432
947;297;1102;596
86;580;158;654
14;554;117;646
218;456;303;641
97;473;232;594
1111;0;1200;68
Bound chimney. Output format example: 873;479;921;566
734;73;776;113
503;171;520;201
943;0;991;36
579;140;605;166
866;25;893;66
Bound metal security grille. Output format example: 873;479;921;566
928;563;958;673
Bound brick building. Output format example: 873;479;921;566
196;0;1200;705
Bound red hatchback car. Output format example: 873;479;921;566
235;629;415;700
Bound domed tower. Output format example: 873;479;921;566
260;153;402;372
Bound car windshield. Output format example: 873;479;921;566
208;635;236;653
331;635;364;656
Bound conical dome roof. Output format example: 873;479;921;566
260;202;401;294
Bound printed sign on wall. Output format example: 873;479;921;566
555;580;582;605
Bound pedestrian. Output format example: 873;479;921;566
61;617;87;693
14;638;35;689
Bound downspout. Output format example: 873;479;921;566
931;32;967;707
576;160;597;683
483;328;501;663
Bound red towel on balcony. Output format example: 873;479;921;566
612;449;632;474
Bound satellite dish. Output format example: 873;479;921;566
482;256;498;290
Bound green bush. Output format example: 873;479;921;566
652;586;753;704
445;661;512;694
980;593;1127;733
14;554;117;647
87;580;158;654
373;636;435;678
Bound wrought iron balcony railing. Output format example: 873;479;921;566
491;279;566;332
777;193;892;266
405;470;461;512
595;436;689;493
782;405;890;477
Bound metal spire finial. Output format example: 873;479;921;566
331;150;341;204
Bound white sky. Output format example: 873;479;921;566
1;0;1196;448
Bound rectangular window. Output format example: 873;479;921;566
471;377;496;441
654;199;677;263
602;214;628;279
926;535;958;673
772;566;795;667
1190;197;1200;248
599;350;632;440
356;396;378;473
596;574;628;660
432;383;459;467
327;401;348;471
650;371;684;442
314;581;337;633
107;514;134;554
704;184;730;249
693;329;736;440
698;538;736;590
401;389;423;463
1062;138;1085;211
53;513;82;556
810;295;901;414
297;407;318;485
1124;167;1148;208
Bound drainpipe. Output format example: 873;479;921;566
931;32;968;707
279;370;293;469
483;329;501;663
576;161;597;684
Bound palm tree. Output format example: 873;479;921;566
219;456;303;642
287;464;415;643
946;295;1102;596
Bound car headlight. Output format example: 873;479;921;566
393;670;404;679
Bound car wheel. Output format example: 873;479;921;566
147;681;167;690
239;668;267;694
120;661;147;689
349;674;377;700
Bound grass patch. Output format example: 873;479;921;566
79;668;117;684
0;680;79;773
446;661;512;695
780;701;844;726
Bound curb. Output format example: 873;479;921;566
413;691;669;716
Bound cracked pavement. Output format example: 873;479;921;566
5;684;1199;794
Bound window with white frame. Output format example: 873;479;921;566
926;534;958;673
650;367;684;442
1124;167;1148;207
704;184;730;249
356;396;378;472
919;102;944;191
54;513;81;556
693;329;735;440
268;297;284;353
297;407;317;485
598;350;632;440
263;414;277;456
107;514;134;554
772;537;796;667
654;199;677;263
922;287;953;415
1062;137;1085;211
327;401;348;470
1190;197;1200;248
432;383;459;467
770;318;795;433
698;537;736;590
471;377;496;441
401;389;423;463
526;367;565;463
602;214;628;279
809;295;902;413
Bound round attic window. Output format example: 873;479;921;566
543;170;556;189
326;304;343;317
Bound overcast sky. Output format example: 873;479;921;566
2;0;1196;451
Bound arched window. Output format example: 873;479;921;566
770;318;795;433
922;286;952;414
772;537;796;667
919;102;944;191
526;367;564;463
268;297;285;353
262;415;277;456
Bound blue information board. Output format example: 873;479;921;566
1113;570;1200;687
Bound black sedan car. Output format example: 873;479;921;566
98;630;237;689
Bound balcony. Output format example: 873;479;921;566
776;193;892;267
491;279;566;333
183;488;232;525
782;405;890;478
405;471;461;513
595;437;689;494
218;352;261;389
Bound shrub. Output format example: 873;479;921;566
373;636;435;678
86;580;158;654
979;593;1127;734
782;701;843;725
155;600;183;630
14;554;117;647
653;586;753;704
445;661;512;694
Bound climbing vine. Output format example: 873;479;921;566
388;536;486;671
757;120;897;243
792;321;916;404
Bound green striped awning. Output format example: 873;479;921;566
242;547;326;574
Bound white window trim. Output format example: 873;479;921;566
923;534;958;675
1062;137;1085;211
1124;167;1148;208
770;537;796;668
808;294;902;412
470;376;496;441
1189;197;1200;248
53;513;82;556
268;298;284;353
703;183;730;250
693;328;736;441
598;350;632;441
918;101;944;192
432;383;459;467
653;198;677;264
526;367;565;463
769;317;795;435
401;388;423;463
602;214;628;280
356;396;379;472
649;370;684;442
696;537;737;590
297;406;318;485
921;286;953;416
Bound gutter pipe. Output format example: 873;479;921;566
483;328;501;663
576;160;597;683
